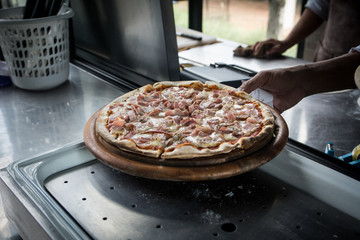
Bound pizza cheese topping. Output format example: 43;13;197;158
97;81;274;158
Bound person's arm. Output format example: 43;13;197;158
300;52;359;95
279;8;324;52
253;8;324;57
240;51;360;113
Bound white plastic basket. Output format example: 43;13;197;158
0;7;74;90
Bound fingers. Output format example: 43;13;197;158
272;97;286;114
252;39;284;58
252;41;261;52
240;73;283;114
272;90;304;114
239;79;256;93
272;105;283;114
273;97;296;114
239;72;267;93
266;44;281;55
253;39;276;51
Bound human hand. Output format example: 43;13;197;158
239;69;305;113
252;39;290;58
239;52;360;112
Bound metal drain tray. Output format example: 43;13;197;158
1;142;360;240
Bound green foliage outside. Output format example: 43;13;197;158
173;4;297;58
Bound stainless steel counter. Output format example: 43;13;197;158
1;142;359;240
0;65;126;169
282;89;360;156
0;64;126;240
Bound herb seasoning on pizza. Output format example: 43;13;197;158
96;81;275;159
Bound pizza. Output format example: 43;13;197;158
95;81;275;159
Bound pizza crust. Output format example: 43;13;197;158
153;80;204;90
95;80;275;159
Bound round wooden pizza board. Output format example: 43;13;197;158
83;107;288;181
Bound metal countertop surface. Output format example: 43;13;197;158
0;64;126;239
282;89;360;156
0;65;126;169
